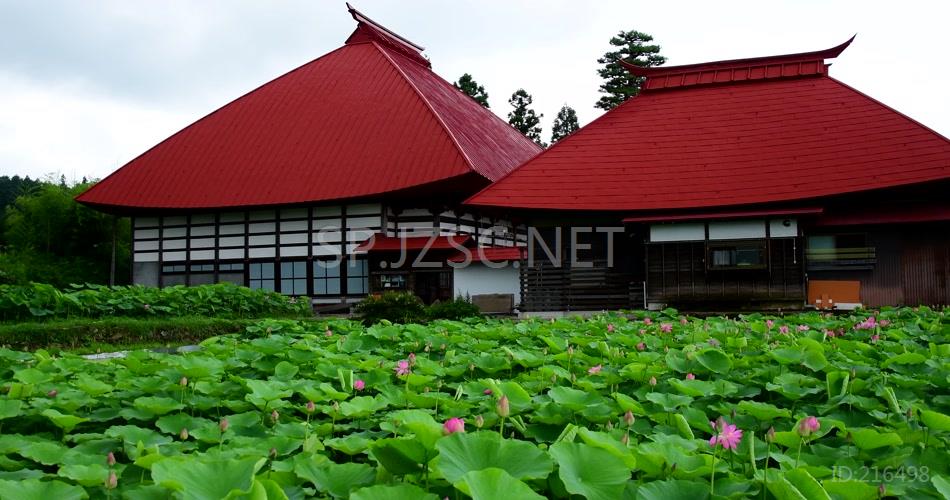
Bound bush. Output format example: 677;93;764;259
427;298;481;321
0;282;312;322
354;292;427;324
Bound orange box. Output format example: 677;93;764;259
808;280;860;309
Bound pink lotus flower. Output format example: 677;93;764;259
47;389;57;398
324;329;332;337
708;418;743;450
766;319;774;329
588;364;602;375
797;325;810;332
483;388;493;395
779;325;789;335
643;317;652;325
220;418;229;432
353;379;366;391
442;417;465;435
685;373;695;380
680;317;688;325
879;320;890;327
105;470;118;490
607;323;615;333
395;360;411;376
660;323;673;333
497;395;510;417
798;416;820;437
636;342;646;351
871;334;880;343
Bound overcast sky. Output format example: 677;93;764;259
2;0;948;181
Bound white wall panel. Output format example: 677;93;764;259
164;239;186;250
281;246;308;257
769;219;798;238
135;217;159;228
249;210;275;221
249;222;276;233
190;226;215;237
135;228;159;239
249;235;275;246
219;224;244;235
313;206;342;217
190;238;215;248
163;251;186;261
189;250;215;260
134;240;159;252
191;214;214;224
313;245;342;256
249;247;276;258
314;231;342;244
347;203;381;216
313;219;342;230
220;249;245;259
650;223;705;242
163;227;186;238
218;236;244;247
280;233;308;245
347;216;382;228
134;252;159;262
164;216;186;226
281;208;308;219
220;212;245;223
280;220;308;232
708;220;766;240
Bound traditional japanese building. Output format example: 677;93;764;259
467;37;950;311
77;5;540;308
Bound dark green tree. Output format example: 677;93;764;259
507;89;545;147
453;73;490;108
2;181;130;286
550;105;580;144
596;30;666;110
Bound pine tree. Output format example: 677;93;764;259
507;89;545;147
453;73;490;108
596;30;666;110
550;105;580;144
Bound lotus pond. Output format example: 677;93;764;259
0;308;948;499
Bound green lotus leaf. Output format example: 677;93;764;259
351;483;440;500
17;440;69;465
0;478;88;500
75;375;113;396
881;352;927;368
921;410;950;432
577;427;637;468
931;475;950;499
454;467;545;500
14;368;53;385
696;349;732;374
273;361;299;381
820;479;879;500
41;409;88;433
548;386;604;410
635;479;709;500
0;400;22;420
57;463;114;487
294;460;375;498
645;392;693;411
133;396;185;416
549;441;630;500
369;437;429;475
389;409;443;450
849;428;903;450
435;431;553;484
784;469;831;500
151;456;265;500
340;396;389;418
737;400;791;420
155;413;214;436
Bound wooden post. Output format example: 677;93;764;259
110;215;117;286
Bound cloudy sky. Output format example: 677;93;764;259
2;0;948;181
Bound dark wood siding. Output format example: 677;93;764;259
809;223;950;307
645;238;804;306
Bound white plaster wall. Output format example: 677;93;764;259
453;264;521;305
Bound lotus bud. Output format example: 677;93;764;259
353;379;366;391
332;401;340;413
179;428;189;440
624;410;635;427
469;363;475;372
440;343;446;351
324;329;332;337
636;342;646;351
219;418;229;433
179;376;188;387
105;470;118;489
269;447;278;459
878;484;885;498
649;376;657;386
497;395;510;418
266;327;272;334
766;426;776;443
47;389;57;398
475;415;485;428
305;401;315;414
606;420;614;431
106;451;116;466
567;345;574;356
442;417;465;435
408;352;416;365
271;410;279;423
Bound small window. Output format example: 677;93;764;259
707;241;766;270
280;261;308;296
249;262;275;292
189;263;214;272
346;258;370;295
219;262;245;272
162;264;186;273
313;259;342;295
806;234;875;270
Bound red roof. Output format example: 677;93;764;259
77;6;539;211
448;246;525;263
355;233;472;252
467;39;950;211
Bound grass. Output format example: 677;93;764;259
0;316;266;352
